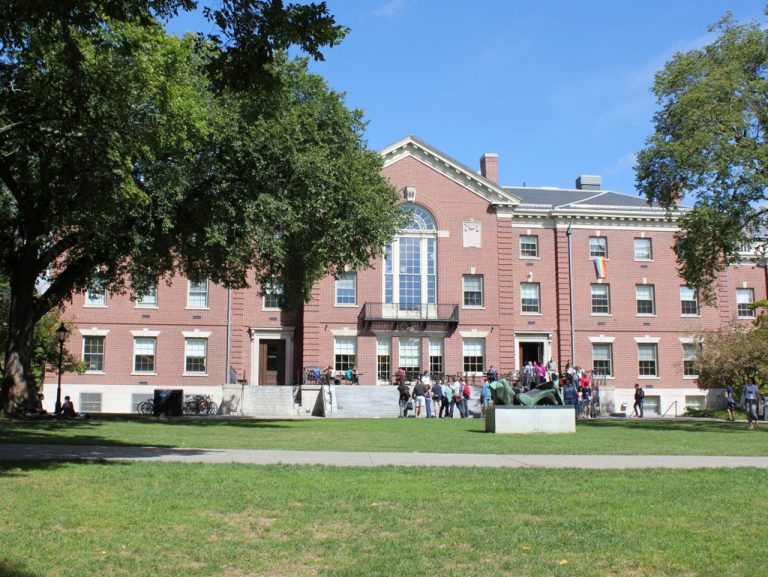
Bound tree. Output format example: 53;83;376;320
636;10;768;303
693;305;768;395
0;2;400;414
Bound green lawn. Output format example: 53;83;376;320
1;415;766;455
0;461;764;577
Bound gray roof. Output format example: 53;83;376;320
503;186;664;209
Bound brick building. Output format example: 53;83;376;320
51;136;765;415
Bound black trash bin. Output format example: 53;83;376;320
153;389;183;417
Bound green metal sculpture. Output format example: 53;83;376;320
489;379;564;406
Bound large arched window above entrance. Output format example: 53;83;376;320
384;204;437;309
401;203;436;232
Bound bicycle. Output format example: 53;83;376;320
182;394;218;416
136;399;154;415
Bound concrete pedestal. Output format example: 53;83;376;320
485;406;576;434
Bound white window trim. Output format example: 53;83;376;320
131;336;158;376
183;337;208;377
462;274;485;309
334;272;357;307
79;328;110;336
186;279;209;310
588;336;616;343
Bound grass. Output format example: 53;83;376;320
1;415;767;455
0;461;764;577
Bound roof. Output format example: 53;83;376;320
504;186;667;210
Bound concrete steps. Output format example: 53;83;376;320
241;386;297;418
329;385;482;419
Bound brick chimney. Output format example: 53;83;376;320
480;153;499;184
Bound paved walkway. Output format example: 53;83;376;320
1;443;766;469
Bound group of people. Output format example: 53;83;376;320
397;372;488;419
560;366;601;419
31;393;77;417
520;359;558;388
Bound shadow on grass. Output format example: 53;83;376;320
0;560;39;577
0;415;302;448
577;419;762;434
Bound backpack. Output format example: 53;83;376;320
638;388;645;399
462;383;471;399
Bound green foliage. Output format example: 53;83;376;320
0;1;397;411
692;313;768;393
636;11;768;302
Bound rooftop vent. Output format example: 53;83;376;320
575;175;601;191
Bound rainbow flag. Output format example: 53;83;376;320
594;256;607;279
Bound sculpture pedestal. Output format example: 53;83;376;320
485;406;576;434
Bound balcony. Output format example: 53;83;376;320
362;302;459;334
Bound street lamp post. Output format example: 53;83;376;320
54;323;69;415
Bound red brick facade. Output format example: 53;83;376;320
55;136;766;414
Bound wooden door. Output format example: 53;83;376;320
259;340;285;385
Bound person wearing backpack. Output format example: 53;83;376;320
633;383;645;418
462;380;471;418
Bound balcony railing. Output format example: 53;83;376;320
363;302;459;323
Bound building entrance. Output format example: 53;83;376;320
259;340;285;385
519;341;544;367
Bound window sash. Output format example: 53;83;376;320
589;237;607;258
592;343;612;377
682;343;698;376
634;238;652;260
680;287;699;315
520;235;539;257
591;284;610;314
463;275;483;307
83;336;104;371
187;279;208;308
638;344;657;376
737;289;755;317
133;337;156;373
636;285;655;315
335;272;357;305
185;338;207;373
521;283;540;313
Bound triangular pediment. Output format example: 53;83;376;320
380;135;521;207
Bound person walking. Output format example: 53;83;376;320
633;383;645;418
480;378;492;417
398;381;411;418
743;379;761;429
725;383;736;422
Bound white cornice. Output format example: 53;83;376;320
380;136;520;207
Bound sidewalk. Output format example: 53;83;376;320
1;443;766;469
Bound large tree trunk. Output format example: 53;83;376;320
0;283;39;415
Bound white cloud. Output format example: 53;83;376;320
604;152;637;178
373;0;408;18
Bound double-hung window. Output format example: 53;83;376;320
591;284;610;314
85;276;107;307
682;343;699;377
185;338;207;374
589;237;607;258
463;338;485;375
133;337;156;373
737;288;755;318
463;275;484;307
520;235;539;258
521;283;540;314
592;343;613;377
638;344;658;377
334;337;356;373
680;286;699;316
335;272;357;305
636;285;655;315
634;238;652;260
187;279;208;308
83;336;105;372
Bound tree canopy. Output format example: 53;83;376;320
0;1;400;413
636;10;768;303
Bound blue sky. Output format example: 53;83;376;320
168;1;763;197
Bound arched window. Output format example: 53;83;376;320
384;204;437;310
